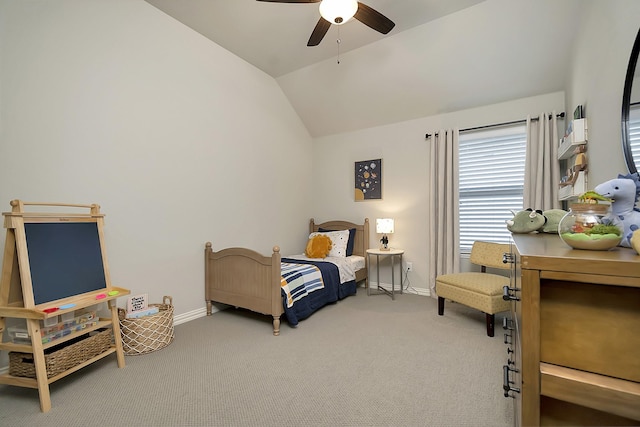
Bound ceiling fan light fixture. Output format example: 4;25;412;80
319;0;358;25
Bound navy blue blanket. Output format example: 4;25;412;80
281;258;356;326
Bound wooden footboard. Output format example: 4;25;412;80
204;243;283;335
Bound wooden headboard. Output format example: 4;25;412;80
309;218;370;258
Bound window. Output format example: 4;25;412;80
630;104;640;166
458;125;526;254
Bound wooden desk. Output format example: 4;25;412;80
510;234;640;426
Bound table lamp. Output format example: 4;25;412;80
376;218;394;251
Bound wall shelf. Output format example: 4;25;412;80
558;117;588;201
558;118;587;160
559;170;587;201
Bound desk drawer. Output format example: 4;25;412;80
540;280;640;382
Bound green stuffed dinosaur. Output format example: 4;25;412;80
506;208;567;234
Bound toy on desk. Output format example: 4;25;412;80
539;209;567;234
108;290;119;296
95;293;106;300
506;208;567;234
506;209;545;233
631;229;640;255
59;303;76;309
594;172;640;248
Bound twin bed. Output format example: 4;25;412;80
205;218;370;335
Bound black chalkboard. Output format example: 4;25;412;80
24;222;107;305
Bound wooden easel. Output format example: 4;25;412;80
0;200;130;412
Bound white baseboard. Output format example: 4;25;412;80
405;287;430;297
371;282;430;297
173;306;210;326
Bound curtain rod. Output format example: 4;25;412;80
425;112;565;139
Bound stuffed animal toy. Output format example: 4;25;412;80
305;234;332;258
506;209;546;233
506;208;568;234
539;209;567;234
631;229;640;255
594;173;640;248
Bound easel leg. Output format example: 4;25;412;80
27;319;52;412
109;300;126;368
0;230;17;334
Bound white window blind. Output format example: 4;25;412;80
458;125;526;254
630;104;640;166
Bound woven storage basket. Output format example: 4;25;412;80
9;329;113;379
118;296;174;355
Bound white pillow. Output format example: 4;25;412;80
309;230;349;258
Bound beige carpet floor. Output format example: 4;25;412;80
0;290;514;426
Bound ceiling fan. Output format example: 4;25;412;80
257;0;395;47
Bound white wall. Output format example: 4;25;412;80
312;92;565;294
0;1;313;319
1;1;637;317
311;1;640;295
565;0;640;185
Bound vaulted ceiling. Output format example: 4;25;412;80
144;0;584;137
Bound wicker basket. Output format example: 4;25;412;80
9;329;113;379
118;296;174;355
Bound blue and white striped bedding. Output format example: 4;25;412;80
280;256;359;326
281;262;325;308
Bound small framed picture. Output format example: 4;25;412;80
354;159;382;201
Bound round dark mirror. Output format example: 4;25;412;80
622;28;640;174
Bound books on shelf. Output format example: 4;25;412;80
558;118;587;159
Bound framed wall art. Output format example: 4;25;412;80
354;159;382;201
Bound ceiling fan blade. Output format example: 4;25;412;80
354;2;395;34
307;18;331;46
256;0;319;3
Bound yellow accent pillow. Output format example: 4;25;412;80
305;234;333;258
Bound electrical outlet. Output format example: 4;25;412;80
406;262;413;272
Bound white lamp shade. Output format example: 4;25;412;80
319;0;358;25
376;218;395;234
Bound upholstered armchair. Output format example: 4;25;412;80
436;241;511;337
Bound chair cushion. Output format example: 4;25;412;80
435;272;509;295
436;280;511;314
436;272;511;314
